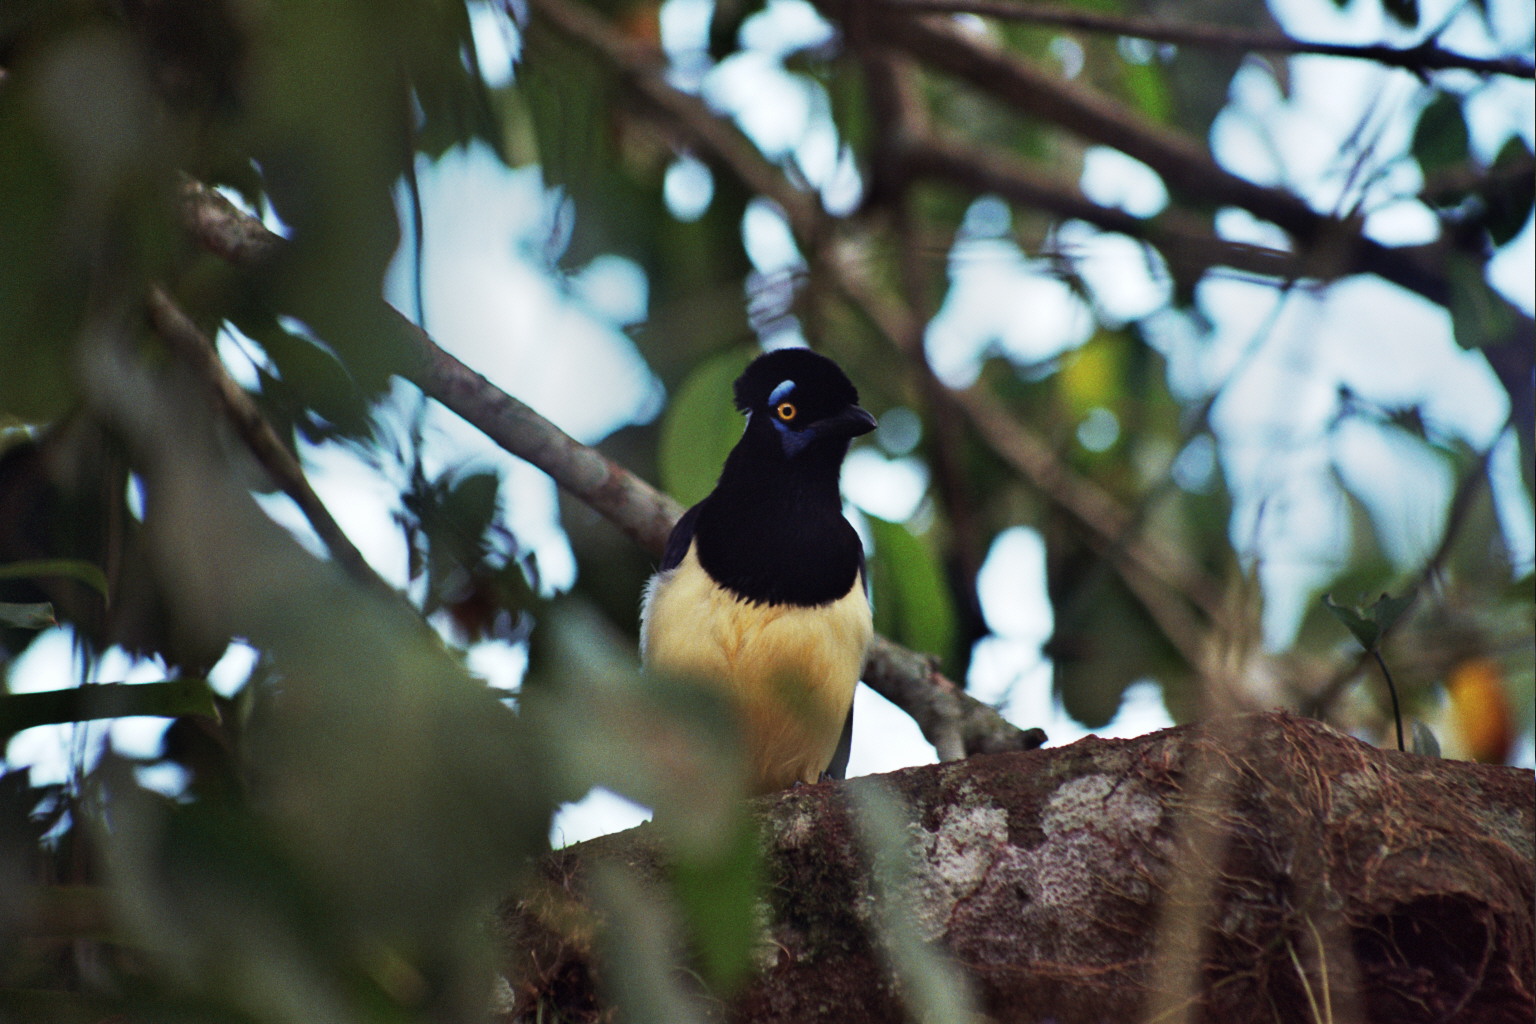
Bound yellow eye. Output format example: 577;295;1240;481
775;401;797;422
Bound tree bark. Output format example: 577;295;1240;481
498;712;1534;1024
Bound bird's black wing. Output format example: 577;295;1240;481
660;502;704;572
826;705;854;780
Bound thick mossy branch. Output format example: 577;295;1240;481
500;713;1535;1024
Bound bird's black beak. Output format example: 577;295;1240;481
819;405;877;439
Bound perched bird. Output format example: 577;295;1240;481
641;349;876;793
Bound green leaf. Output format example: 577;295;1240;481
1323;594;1379;649
523;601;760;991
444;470;502;546
1322;590;1412;652
669;808;762;991
0;679;219;739
0;558;110;597
867;514;959;675
659;347;755;506
1412;92;1469;177
236;313;374;442
0;95;80;423
1368;590;1414;636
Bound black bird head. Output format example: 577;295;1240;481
690;347;874;605
731;348;877;463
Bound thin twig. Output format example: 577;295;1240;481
1371;649;1406;752
883;0;1535;79
905;131;1302;282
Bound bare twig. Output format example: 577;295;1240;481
883;0;1536;79
829;1;1454;304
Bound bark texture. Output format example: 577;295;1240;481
499;712;1534;1024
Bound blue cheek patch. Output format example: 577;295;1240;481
773;417;813;456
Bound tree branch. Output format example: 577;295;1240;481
499;7;1243;683
883;0;1536;79
504;712;1536;1023
177;181;1041;760
828;0;1454;304
904;130;1303;283
522;0;827;254
145;284;392;597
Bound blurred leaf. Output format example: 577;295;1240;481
1119;58;1174;127
1381;0;1421;26
0;601;55;630
849;783;984;1024
523;601;761;991
868;515;959;675
1483;135;1535;247
235;313;374;443
1445;252;1520;349
1050;577;1184;727
0;76;85;422
589;863;712;1024
442;470;501;547
517;19;667;268
70;355;556;1019
1322;591;1412;652
669;806;762;991
1409;718;1441;757
0;680;218;739
1412;92;1469;177
1058;330;1127;421
824;54;875;164
659;347;755;506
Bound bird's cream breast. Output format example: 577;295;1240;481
641;545;872;790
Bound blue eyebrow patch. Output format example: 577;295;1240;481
769;379;796;406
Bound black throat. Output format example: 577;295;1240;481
691;426;862;607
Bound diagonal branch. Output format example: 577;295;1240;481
904;131;1303;283
177;181;1043;760
522;0;826;253
504;5;1242;688
883;0;1536;79
829;1;1454;303
145;285;392;597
